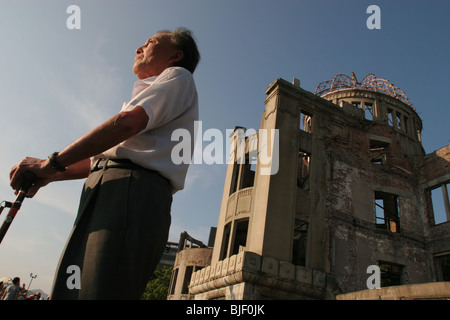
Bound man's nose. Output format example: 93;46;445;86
136;46;144;54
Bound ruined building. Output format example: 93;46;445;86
168;73;450;300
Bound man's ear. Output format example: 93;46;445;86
169;50;184;64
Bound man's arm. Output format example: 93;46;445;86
56;105;149;167
10;106;149;195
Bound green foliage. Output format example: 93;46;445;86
141;266;173;300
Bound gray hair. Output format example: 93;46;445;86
162;28;200;73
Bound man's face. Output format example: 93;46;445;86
133;33;181;79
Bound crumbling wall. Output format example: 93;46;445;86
321;111;431;293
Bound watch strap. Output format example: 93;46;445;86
48;152;66;172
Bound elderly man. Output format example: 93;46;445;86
9;28;200;299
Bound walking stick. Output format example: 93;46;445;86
0;171;36;244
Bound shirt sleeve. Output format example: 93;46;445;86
126;67;196;133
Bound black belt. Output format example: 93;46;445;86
90;158;172;190
90;159;146;172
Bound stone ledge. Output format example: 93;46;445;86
189;251;326;299
336;282;450;300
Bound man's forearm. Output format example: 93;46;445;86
51;159;91;182
55;106;149;168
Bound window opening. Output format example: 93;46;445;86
240;153;256;189
351;101;361;109
396;112;402;130
379;262;403;287
297;151;311;190
364;102;374;121
387;108;394;127
229;161;239;195
169;268;178;295
181;266;194;294
375;191;400;232
231;219;249;256
300;111;312;133
430;183;450;224
292;220;308;266
220;223;231;260
230;139;256;195
435;254;450;281
369;140;389;165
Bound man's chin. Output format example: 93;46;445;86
133;64;144;79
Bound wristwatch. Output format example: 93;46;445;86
48;152;66;172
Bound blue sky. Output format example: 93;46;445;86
0;0;448;295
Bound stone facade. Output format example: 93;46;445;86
167;247;212;300
189;251;326;300
170;75;450;300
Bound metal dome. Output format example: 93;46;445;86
314;72;413;108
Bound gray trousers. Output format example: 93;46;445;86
50;165;172;300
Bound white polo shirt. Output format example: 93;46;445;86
98;67;199;194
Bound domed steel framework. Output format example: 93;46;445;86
314;73;413;109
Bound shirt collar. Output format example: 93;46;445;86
131;75;158;99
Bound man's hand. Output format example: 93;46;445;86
9;157;57;197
